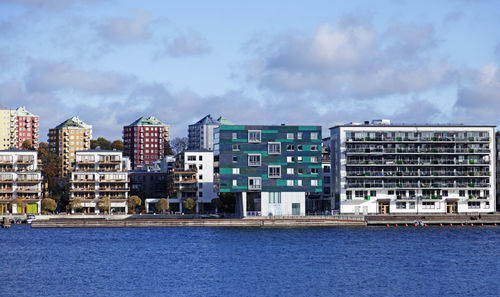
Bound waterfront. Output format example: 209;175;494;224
1;226;499;297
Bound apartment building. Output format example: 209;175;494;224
0;150;42;214
188;114;233;151
69;150;129;214
0;106;39;150
306;137;333;213
167;150;218;213
330;120;496;214
48;116;92;176
214;125;323;217
123;116;166;170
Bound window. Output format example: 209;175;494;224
188;156;196;161
268;142;281;155
311;168;319;174
297;156;303;163
297;132;303;140
286;144;295;151
232;133;237;139
199;156;203;161
297;180;302;186
396;202;406;209
248;130;261;143
311;132;319;140
232;144;240;151
268;166;281;178
310;156;318;163
269;192;281;203
311;180;318;186
485;201;490;209
298;168;305;174
422;202;435;209
287;133;294;140
442;190;448;197
459;190;465;197
232;180;237;186
311;145;318;151
248;177;262;190
248;154;261;166
287;180;294;186
346;191;352;200
232;156;238;163
287;156;295;163
199;174;203;180
409;202;416;209
199;183;203;189
232;168;240;174
468;201;480;209
370;191;376;197
287;168;294;175
198;192;203;197
198;164;203;170
297;145;303;151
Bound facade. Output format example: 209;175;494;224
164;125;170;143
496;132;500;211
123;116;166;170
331;121;496;214
130;172;168;201
307;137;332;213
0;106;39;150
215;125;323;217
188;114;233;151
168;150;218;213
48;116;92;176
0;150;42;214
69;150;129;213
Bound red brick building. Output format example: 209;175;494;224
123;116;166;170
15;107;39;149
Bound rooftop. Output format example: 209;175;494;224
127;116;166;127
55;116;92;129
15;106;37;117
330;120;495;129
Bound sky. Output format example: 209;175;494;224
1;0;500;141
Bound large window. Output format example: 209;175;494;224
268;166;281;178
468;201;480;209
269;192;281;204
248;130;261;143
310;132;319;140
248;154;261;167
248;177;262;190
268;142;281;155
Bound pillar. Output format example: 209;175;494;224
179;201;183;213
241;192;247;218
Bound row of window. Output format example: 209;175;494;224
230;166;319;177
232;143;318;152
394;201;490;209
346;190;490;198
231;154;319;164
187;155;203;161
233;177;320;188
241;130;319;143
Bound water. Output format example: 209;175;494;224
1;225;499;297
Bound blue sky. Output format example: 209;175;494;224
1;0;499;141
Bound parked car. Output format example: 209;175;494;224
26;214;36;224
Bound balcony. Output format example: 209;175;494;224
345;182;491;189
346;137;491;143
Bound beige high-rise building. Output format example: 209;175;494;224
48;116;92;176
0;106;40;150
0;107;15;150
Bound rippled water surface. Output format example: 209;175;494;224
1;225;499;297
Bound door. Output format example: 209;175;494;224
447;201;457;214
292;203;300;216
378;201;390;214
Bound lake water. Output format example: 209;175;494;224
1;225;499;297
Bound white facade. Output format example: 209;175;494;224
331;124;496;214
70;150;129;214
259;192;306;216
0;150;42;214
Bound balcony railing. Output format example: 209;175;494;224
346;137;490;142
346;148;491;154
347;171;491;177
346;159;490;166
345;182;491;189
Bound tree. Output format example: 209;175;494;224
38;142;62;193
97;197;111;213
42;198;57;213
156;198;169;214
183;198;196;213
94;137;112;150
171;137;188;155
127;195;141;213
90;140;99;149
10;198;25;212
22;139;34;150
111;140;124;151
69;199;82;212
218;193;236;213
164;140;173;155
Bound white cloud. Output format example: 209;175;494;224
248;19;455;99
25;60;136;95
97;12;152;44
162;30;211;58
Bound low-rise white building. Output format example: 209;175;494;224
0;150;42;214
331;121;496;214
168;150;218;213
70;150;129;214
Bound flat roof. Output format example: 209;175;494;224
330;123;496;129
75;149;122;153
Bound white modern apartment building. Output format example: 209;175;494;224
0;150;42;214
188;114;233;151
70;150;129;214
168;150;218;213
331;120;496;214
